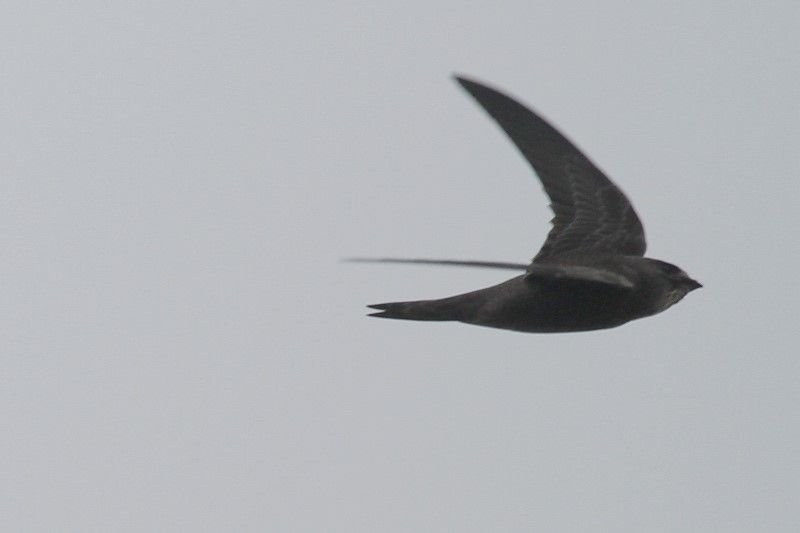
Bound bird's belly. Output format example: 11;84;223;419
472;281;641;333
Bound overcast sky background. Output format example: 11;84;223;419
2;2;798;531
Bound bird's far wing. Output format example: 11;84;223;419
524;263;635;289
344;257;528;270
455;76;647;263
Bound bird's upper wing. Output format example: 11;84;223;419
455;76;646;263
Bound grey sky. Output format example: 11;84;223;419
2;2;798;531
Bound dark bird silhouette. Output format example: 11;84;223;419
355;76;701;333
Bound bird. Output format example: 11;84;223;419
354;75;701;333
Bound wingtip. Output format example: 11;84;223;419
452;73;477;88
452;75;503;99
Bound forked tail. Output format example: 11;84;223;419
368;299;457;321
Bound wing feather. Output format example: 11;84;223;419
455;76;647;263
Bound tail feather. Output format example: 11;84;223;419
367;300;455;321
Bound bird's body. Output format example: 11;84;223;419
359;76;701;333
369;255;696;333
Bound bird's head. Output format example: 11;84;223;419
646;258;702;309
648;259;702;289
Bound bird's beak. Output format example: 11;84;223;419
686;279;703;291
